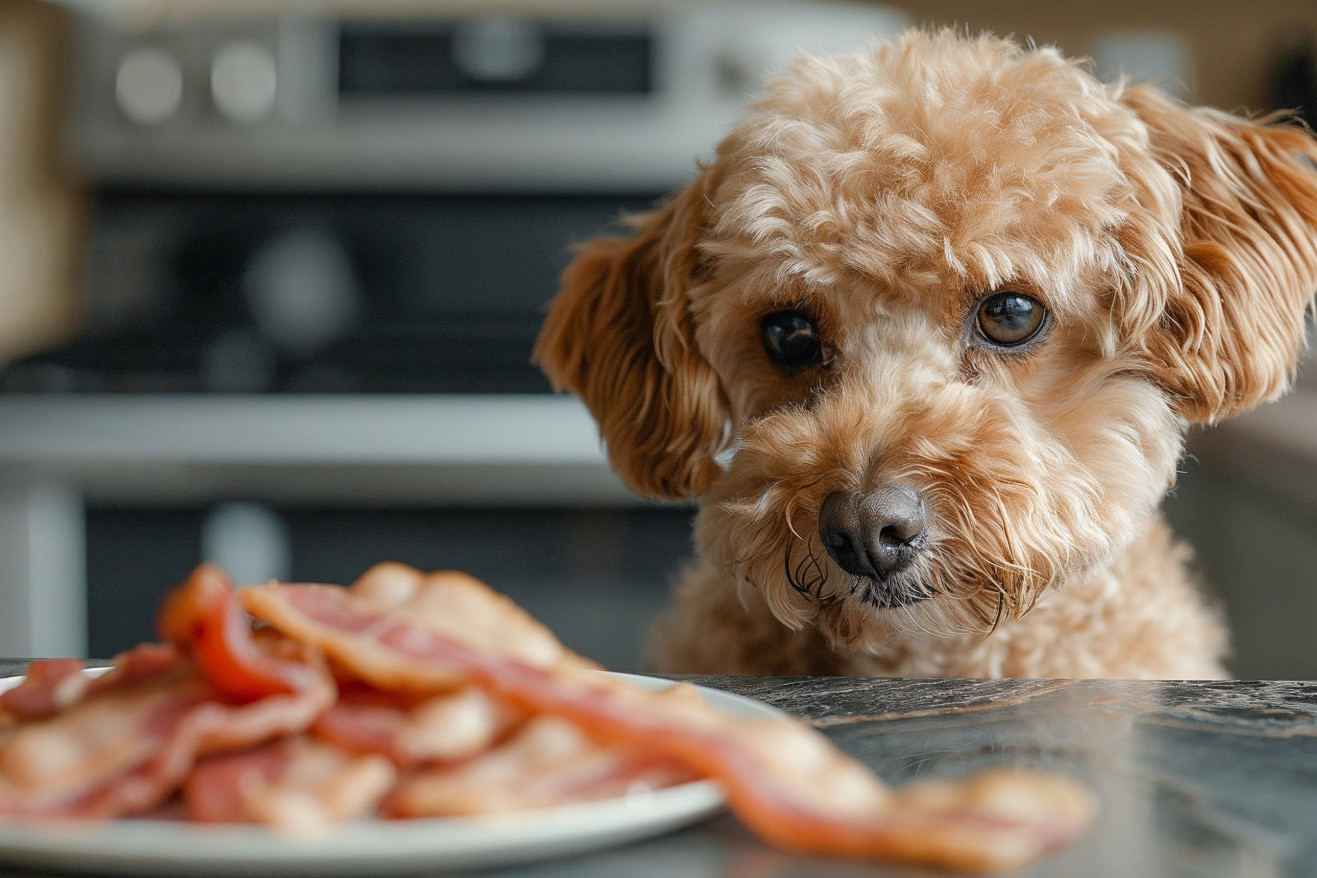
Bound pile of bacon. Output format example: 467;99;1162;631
0;563;1094;872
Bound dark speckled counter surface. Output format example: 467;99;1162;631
2;659;1314;877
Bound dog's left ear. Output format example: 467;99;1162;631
1116;84;1317;423
534;169;730;500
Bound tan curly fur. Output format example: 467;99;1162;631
534;30;1317;679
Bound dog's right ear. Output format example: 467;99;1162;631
1115;84;1317;423
534;172;730;500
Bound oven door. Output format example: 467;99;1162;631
87;500;694;672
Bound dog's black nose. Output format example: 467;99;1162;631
818;486;926;581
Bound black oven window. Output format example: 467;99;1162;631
6;191;661;395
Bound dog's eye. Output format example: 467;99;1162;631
761;310;826;372
976;292;1046;347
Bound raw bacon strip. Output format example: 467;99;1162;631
2;644;187;729
0;645;188;744
0;659;88;725
385;715;698;818
0;662;334;819
82;644;182;697
0;666;207;816
242;579;1094;874
158;563;321;702
1;570;336;820
312;686;516;768
185;738;394;835
307;563;600;681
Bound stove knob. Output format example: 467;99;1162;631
243;227;359;357
115;46;184;125
211;40;278;124
452;17;544;82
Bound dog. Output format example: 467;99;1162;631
534;29;1317;679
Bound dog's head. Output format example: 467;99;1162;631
535;30;1317;647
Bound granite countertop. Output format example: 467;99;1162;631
2;660;1315;877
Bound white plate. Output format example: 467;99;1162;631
0;671;783;876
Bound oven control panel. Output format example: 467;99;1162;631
71;2;908;192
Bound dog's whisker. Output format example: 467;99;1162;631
784;538;831;606
782;482;829;543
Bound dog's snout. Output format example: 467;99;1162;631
818;486;926;582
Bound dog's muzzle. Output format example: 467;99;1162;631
818;486;928;603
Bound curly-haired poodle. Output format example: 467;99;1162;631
535;30;1317;678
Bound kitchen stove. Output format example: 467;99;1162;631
0;1;907;666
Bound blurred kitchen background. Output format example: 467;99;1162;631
1;0;1316;676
